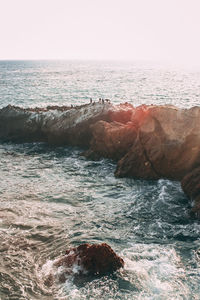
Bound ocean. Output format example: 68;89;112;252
0;60;200;299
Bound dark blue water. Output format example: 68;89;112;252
0;61;200;300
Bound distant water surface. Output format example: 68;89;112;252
0;60;200;300
0;60;200;108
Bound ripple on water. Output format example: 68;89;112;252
0;138;200;299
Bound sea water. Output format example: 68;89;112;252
0;60;200;300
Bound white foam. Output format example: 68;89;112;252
40;259;54;278
121;244;190;299
39;251;88;290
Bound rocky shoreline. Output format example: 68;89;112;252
1;102;200;217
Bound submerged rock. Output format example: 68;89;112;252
43;243;124;286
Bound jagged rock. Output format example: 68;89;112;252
0;103;112;145
115;137;159;179
61;243;124;276
1;103;200;180
115;105;200;180
44;243;124;286
0;105;46;143
1;102;200;217
84;120;138;160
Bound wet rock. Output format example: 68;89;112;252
181;167;200;218
0;103;111;146
43;243;124;286
56;243;124;276
115;136;160;180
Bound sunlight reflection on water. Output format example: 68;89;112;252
0;61;200;299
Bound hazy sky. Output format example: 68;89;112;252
0;0;200;65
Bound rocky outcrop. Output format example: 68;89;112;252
115;106;200;180
44;243;124;286
1;102;200;217
86;104;200;181
0;103;112;146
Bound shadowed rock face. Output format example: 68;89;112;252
84;120;138;161
181;167;200;219
0;103;112;146
85;104;200;181
1;102;200;216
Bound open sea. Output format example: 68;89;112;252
0;60;200;300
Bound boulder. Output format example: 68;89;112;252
55;243;124;276
44;243;124;286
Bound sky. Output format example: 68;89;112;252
0;0;200;66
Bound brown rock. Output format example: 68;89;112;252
115;105;200;180
190;200;200;219
44;243;124;287
115;136;159;179
181;167;200;218
85;120;138;160
55;243;124;277
74;243;124;275
181;167;200;199
2;102;200;217
108;103;134;124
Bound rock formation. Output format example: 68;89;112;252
59;243;124;276
0;102;112;146
43;243;124;286
1;102;200;216
85;104;200;181
115;105;200;180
